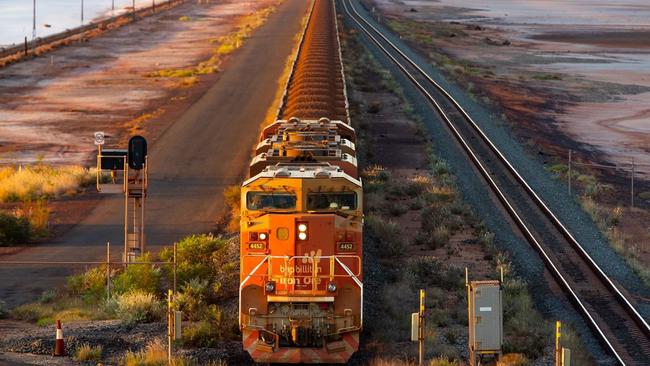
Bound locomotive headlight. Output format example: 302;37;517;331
327;282;337;292
259;232;267;241
298;232;307;241
265;281;276;293
298;223;307;232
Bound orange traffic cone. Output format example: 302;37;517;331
53;319;66;356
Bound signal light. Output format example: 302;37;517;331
249;232;268;241
298;232;307;240
298;223;307;232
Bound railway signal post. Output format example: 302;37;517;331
410;289;426;365
95;134;148;264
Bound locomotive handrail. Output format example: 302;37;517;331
239;254;363;327
244;254;362;278
239;255;270;327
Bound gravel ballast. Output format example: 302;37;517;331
339;2;650;364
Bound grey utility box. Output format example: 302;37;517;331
468;280;503;354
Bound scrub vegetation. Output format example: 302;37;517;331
10;234;239;350
0;164;94;203
547;163;650;287
340;19;592;365
0;164;95;245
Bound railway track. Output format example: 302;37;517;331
341;0;650;364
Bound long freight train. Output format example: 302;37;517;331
238;0;362;363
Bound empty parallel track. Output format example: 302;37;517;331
341;0;650;364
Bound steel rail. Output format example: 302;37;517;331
341;0;650;364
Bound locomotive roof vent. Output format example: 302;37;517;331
314;169;331;178
274;168;291;177
289;117;301;124
318;117;331;124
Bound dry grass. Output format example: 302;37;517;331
497;353;529;366
124;339;206;366
580;195;650;286
124;108;164;135
0;165;94;203
147;3;278;86
14;198;50;234
124;339;167;366
368;358;415;366
75;343;102;361
11;296;109;326
223;185;242;232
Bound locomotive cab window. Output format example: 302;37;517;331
307;192;357;210
247;192;297;210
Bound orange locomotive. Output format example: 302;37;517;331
239;117;362;363
239;0;361;362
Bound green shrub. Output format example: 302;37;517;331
639;191;650;201
407;258;463;290
12;303;44;322
502;279;548;358
173;278;209;321
431;226;450;249
384;201;408;217
39;289;55;304
444;329;460;344
160;234;236;297
365;215;404;258
112;253;161;295
116;290;162;324
0;212;31;245
431;160;450;176
67;266;107;304
182;320;220;348
0;300;7;319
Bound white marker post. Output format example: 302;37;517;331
94;131;105;191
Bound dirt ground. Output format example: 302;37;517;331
370;0;650;176
0;0;279;243
367;0;650;287
0;0;276;166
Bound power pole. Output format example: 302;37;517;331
32;0;36;40
631;159;635;208
568;149;571;196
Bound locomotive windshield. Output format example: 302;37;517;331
307;192;357;211
247;192;297;210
